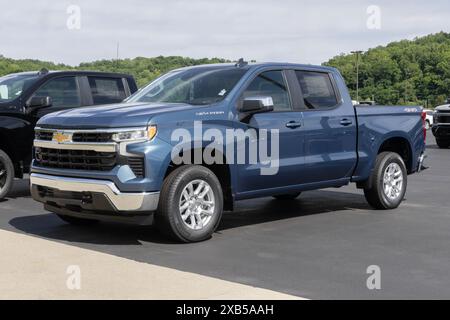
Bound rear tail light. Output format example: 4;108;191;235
421;110;427;143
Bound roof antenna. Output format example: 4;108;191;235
38;68;49;75
235;58;248;67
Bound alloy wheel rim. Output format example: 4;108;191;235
0;159;6;189
179;179;215;230
383;163;403;201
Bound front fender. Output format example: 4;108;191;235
0;115;33;163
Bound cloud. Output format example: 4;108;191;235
0;0;449;65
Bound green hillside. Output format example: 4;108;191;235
0;55;228;88
77;56;229;87
324;32;450;107
1;32;450;107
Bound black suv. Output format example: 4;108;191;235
0;69;138;199
432;100;450;149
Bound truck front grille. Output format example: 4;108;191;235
35;131;54;141
437;113;450;123
35;130;114;143
34;128;146;177
72;132;113;143
34;147;117;171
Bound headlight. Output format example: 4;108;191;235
112;126;157;142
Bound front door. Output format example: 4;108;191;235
234;70;305;194
30;76;82;118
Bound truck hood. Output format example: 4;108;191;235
37;102;200;129
435;104;450;112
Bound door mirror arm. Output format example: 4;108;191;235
238;96;274;123
25;96;52;114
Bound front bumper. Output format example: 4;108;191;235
432;124;450;138
30;173;160;213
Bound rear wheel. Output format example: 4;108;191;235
436;139;450;149
273;193;301;200
364;152;407;210
0;149;14;200
155;165;223;243
56;214;99;226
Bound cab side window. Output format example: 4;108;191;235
295;71;338;110
88;77;126;104
242;71;291;112
33;77;81;108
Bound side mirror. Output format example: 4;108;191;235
26;96;52;108
240;96;274;113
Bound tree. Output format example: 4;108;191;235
0;55;229;89
324;32;450;107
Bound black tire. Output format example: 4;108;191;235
56;214;99;226
273;193;301;200
364;152;407;210
425;120;431;130
436;139;450;149
155;165;224;243
0;149;14;200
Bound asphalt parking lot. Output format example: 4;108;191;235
1;134;449;299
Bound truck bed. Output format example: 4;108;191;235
352;105;425;181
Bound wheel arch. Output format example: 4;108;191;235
163;147;234;211
0;116;31;165
0;132;13;157
377;136;413;173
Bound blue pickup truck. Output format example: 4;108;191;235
30;62;427;242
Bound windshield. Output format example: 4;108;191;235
126;67;248;105
0;74;39;102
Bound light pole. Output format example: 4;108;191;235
351;50;363;102
116;42;120;70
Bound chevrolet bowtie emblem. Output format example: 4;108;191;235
53;132;71;143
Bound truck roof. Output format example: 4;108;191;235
3;70;134;78
6;63;336;80
172;62;337;73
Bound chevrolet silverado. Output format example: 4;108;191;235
29;62;426;242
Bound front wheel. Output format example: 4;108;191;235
0;149;14;200
155;165;224;243
364;152;407;210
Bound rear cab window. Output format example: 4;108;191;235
88;76;126;104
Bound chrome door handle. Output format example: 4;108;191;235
340;119;353;126
286;121;302;129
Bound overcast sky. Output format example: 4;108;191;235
1;0;449;65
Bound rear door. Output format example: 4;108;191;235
294;70;357;184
